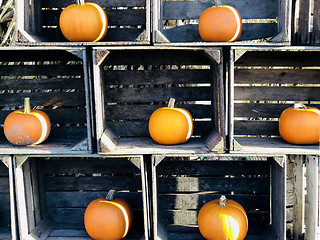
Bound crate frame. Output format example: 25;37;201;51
14;155;152;240
15;0;151;45
228;46;320;155
151;154;286;240
93;46;226;155
0;47;93;155
152;0;292;46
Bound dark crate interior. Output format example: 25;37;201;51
0;160;11;240
23;157;147;239
0;48;91;154
95;48;225;154
17;0;149;44
153;157;285;240
231;48;320;154
154;0;289;44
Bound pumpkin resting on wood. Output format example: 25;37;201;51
148;98;193;145
198;0;242;42
198;195;248;240
84;190;133;240
59;0;108;42
279;103;320;145
3;98;51;146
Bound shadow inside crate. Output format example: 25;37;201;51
0;160;11;240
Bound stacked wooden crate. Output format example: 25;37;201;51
0;0;318;239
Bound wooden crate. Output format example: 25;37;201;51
229;47;320;155
153;0;291;46
151;155;286;240
0;47;93;155
15;0;150;45
0;157;17;240
93;47;226;155
15;156;151;240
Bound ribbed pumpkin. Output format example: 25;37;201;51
84;190;133;240
59;0;108;42
198;195;248;240
279;103;320;145
148;98;193;145
198;0;242;42
3;98;51;146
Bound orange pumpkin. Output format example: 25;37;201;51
198;195;248;240
3;98;51;146
148;98;193;145
59;0;108;42
279;103;320;145
198;0;242;42
84;190;133;240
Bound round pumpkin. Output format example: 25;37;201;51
198;1;242;42
59;0;108;42
198;195;248;240
84;190;133;240
4;98;51;146
279;103;320;145
148;98;193;145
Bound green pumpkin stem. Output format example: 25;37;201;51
23;97;31;114
213;0;222;6
293;102;307;109
168;98;175;108
219;195;227;207
76;0;85;5
105;189;116;201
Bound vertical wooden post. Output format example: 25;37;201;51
292;155;305;240
305;155;319;240
312;0;320;43
294;0;312;44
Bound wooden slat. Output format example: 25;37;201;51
234;120;278;136
235;68;320;84
0;179;9;192
162;0;278;20
234;86;320;101
313;0;320;44
104;69;212;85
43;0;146;8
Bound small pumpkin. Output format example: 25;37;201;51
84;190;133;240
198;195;248;240
198;0;242;42
148;98;193;145
59;0;108;42
279;103;320;145
4;98;51;146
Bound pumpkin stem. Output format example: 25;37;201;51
219;195;227;207
76;0;85;5
293;102;307;109
105;189;116;201
168;98;175;108
213;0;222;6
23;97;31;114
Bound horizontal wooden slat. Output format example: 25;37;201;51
158;193;269;210
0;65;83;77
157;160;269;175
235;51;320;67
162;23;278;42
162;0;278;20
235;86;320;101
157;176;269;193
234;120;279;136
43;0;146;8
0;163;8;176
45;176;142;191
104;87;212;103
0;178;9;192
42;9;146;26
235;68;320;84
0;194;10;210
46;192;143;208
234;103;287;118
105;104;212;120
106;120;211;137
42;158;140;175
104;69;212;85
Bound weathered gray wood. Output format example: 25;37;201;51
43;0;146;8
294;0;311;44
313;0;320;44
305;156;319;240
